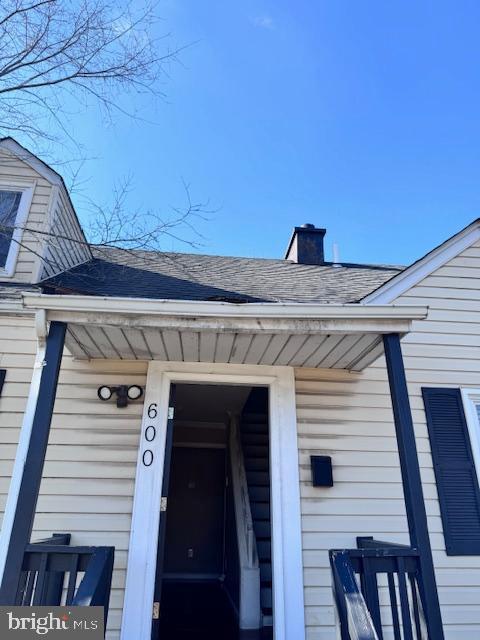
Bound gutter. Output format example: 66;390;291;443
20;293;429;337
22;292;428;321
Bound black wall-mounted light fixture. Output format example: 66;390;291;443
97;385;143;408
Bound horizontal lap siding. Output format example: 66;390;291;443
32;356;148;639
297;238;480;640
0;316;37;528
296;366;407;639
41;187;91;278
0;316;146;639
0;147;90;282
0;149;53;282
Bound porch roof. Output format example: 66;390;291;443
22;293;428;371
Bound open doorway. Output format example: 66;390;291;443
152;383;273;640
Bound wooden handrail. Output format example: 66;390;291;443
356;536;412;550
31;533;71;546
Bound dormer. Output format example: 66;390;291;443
0;138;92;284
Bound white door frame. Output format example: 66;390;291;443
121;361;305;640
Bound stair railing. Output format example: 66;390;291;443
330;538;430;640
230;415;259;569
330;549;378;640
229;414;262;629
17;535;115;636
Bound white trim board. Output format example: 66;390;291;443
0;138;61;186
121;361;305;640
461;388;480;488
363;219;480;304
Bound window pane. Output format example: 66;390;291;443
0;191;22;267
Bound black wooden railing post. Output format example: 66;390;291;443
72;547;115;625
383;333;444;639
0;321;66;604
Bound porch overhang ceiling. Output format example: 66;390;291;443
22;293;428;372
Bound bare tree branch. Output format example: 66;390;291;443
0;179;215;280
0;0;182;143
0;1;212;280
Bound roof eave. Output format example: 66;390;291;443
362;218;480;304
21;292;428;337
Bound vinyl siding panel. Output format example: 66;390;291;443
0;147;90;282
0;148;53;282
297;237;480;640
33;356;147;640
0;313;146;639
0;315;37;527
40;186;91;278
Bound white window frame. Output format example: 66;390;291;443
461;388;480;485
121;361;305;640
0;180;35;278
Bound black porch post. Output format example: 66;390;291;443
383;333;444;639
0;321;66;604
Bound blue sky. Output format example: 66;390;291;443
41;1;480;264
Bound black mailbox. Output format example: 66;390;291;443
311;455;333;487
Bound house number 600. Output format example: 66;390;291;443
143;403;158;466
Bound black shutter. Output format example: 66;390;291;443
422;387;480;555
0;369;5;396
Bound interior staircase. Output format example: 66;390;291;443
240;388;272;626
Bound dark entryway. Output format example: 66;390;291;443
152;383;273;640
164;447;226;576
159;581;272;640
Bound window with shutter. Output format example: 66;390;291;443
0;369;5;396
422;387;480;555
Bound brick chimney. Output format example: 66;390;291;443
284;224;326;265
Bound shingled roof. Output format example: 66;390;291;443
39;247;403;304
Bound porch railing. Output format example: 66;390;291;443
330;537;428;640
16;533;114;629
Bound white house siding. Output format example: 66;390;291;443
40;186;91;279
0;312;146;639
32;356;148;639
297;237;480;640
0;315;37;525
0;147;91;282
0;148;53;283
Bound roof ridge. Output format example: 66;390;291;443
90;245;403;271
